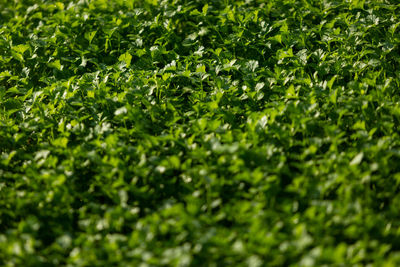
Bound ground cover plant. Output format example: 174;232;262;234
1;0;400;265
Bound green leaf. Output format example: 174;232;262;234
52;137;68;148
196;64;206;73
85;30;97;44
12;44;30;54
48;60;63;70
202;4;209;16
119;52;132;68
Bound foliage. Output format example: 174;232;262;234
1;0;400;266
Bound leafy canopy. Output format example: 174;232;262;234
1;0;400;266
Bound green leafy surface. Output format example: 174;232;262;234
1;0;400;266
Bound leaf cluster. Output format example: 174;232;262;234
1;0;400;266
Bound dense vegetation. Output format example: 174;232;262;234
1;0;400;265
